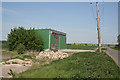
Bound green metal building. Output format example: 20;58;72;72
35;29;66;50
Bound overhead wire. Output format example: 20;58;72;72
90;2;97;24
89;1;98;44
100;1;104;45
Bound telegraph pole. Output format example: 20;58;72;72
96;2;101;52
90;2;103;52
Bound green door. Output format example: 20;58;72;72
50;34;60;50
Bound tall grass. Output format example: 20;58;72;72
17;52;120;78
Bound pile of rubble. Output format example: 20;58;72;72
36;49;69;60
5;59;32;65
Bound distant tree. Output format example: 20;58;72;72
7;27;43;52
118;34;120;45
74;43;76;45
116;34;120;49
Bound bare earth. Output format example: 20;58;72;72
59;49;96;53
2;64;31;78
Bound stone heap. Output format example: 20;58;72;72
6;59;32;65
36;49;69;60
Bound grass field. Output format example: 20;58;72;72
107;45;120;51
66;45;97;50
0;41;8;49
110;46;120;51
2;50;17;56
17;52;119;78
2;50;18;60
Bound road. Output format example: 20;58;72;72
106;46;120;68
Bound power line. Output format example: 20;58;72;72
90;2;97;23
100;1;105;45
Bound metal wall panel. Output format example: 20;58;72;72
35;29;49;49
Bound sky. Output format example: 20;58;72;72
1;2;118;44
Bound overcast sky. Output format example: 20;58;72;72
1;2;118;44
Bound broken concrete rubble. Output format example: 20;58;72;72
36;49;69;60
36;49;96;60
6;59;32;65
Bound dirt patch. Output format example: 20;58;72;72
2;59;32;78
5;59;32;65
2;64;31;78
59;49;96;53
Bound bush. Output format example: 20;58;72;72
101;48;107;50
7;27;44;52
16;43;25;54
23;55;32;59
12;62;18;64
8;69;16;78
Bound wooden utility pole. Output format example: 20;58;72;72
96;2;101;52
90;2;104;52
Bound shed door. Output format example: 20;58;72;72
50;34;60;50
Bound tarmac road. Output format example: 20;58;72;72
106;46;120;68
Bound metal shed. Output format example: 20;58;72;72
35;29;66;50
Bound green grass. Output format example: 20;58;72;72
0;41;1;49
2;50;17;55
66;45;97;50
101;48;107;50
0;41;8;49
107;45;120;51
17;52;120;78
2;50;19;61
2;50;18;59
2;50;38;62
110;47;120;51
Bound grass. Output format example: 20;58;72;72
101;47;107;50
108;45;120;51
2;50;38;62
2;50;17;56
2;50;18;61
110;47;120;51
17;52;120;78
66;45;97;50
0;41;8;49
0;41;1;49
2;50;19;61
